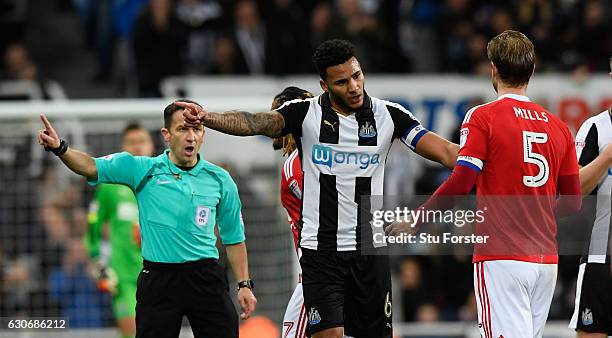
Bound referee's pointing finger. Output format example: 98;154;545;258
40;113;53;130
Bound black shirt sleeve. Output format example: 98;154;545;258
276;100;310;137
579;123;599;167
386;103;422;140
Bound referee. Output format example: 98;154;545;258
37;100;257;338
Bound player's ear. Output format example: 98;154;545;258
490;62;497;77
320;78;328;93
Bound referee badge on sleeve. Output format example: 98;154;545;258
195;206;210;227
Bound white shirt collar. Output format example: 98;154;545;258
497;93;531;102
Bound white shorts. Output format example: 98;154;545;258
283;283;308;338
473;260;557;338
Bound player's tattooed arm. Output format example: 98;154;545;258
204;110;285;138
177;101;285;138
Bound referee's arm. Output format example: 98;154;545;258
38;113;98;179
218;175;257;320
226;242;256;319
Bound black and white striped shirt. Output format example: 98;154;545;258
276;92;427;251
575;109;612;264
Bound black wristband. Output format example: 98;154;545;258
45;139;68;156
237;279;254;290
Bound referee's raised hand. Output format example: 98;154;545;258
38;113;61;149
238;287;257;320
176;101;206;127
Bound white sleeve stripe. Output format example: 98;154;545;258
457;155;484;170
288;151;297;177
401;124;427;150
463;107;477;124
462;102;491;124
283;156;290;179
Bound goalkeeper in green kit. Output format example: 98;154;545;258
85;123;155;338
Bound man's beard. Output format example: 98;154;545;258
329;88;361;112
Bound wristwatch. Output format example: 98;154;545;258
44;139;68;156
237;279;254;290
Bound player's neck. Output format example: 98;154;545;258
496;84;528;99
329;96;353;116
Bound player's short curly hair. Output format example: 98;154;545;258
312;39;358;80
163;99;202;129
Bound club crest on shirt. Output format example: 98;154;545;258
359;121;377;138
195;206;210;227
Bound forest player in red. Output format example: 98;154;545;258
272;86;314;338
411;30;582;337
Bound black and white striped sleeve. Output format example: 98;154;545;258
386;102;428;151
275;99;310;137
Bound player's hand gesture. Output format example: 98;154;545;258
38;113;61;149
385;218;418;237
175;101;207;127
237;287;257;320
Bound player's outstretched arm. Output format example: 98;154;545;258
37;113;97;179
414;132;460;170
176;101;284;138
578;142;612;195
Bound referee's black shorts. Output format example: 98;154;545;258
136;259;238;338
300;248;393;338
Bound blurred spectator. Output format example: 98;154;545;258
48;238;112;328
72;0;114;82
264;0;311;74
40;168;87;245
416;303;440;322
233;0;267;74
0;42;63;100
398;257;428;321
1;42;37;81
395;0;444;72
310;2;347;52
457;292;477;321
577;0;611;72
210;35;248;74
0;0;27;51
175;0;230;73
133;0;187;97
336;0;387;72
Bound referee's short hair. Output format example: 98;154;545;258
487;30;535;88
163;99;202;129
312;39;358;80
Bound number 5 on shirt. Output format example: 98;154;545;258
522;131;549;188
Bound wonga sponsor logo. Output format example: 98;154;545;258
311;144;380;169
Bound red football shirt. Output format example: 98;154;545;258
458;94;579;264
281;150;303;257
